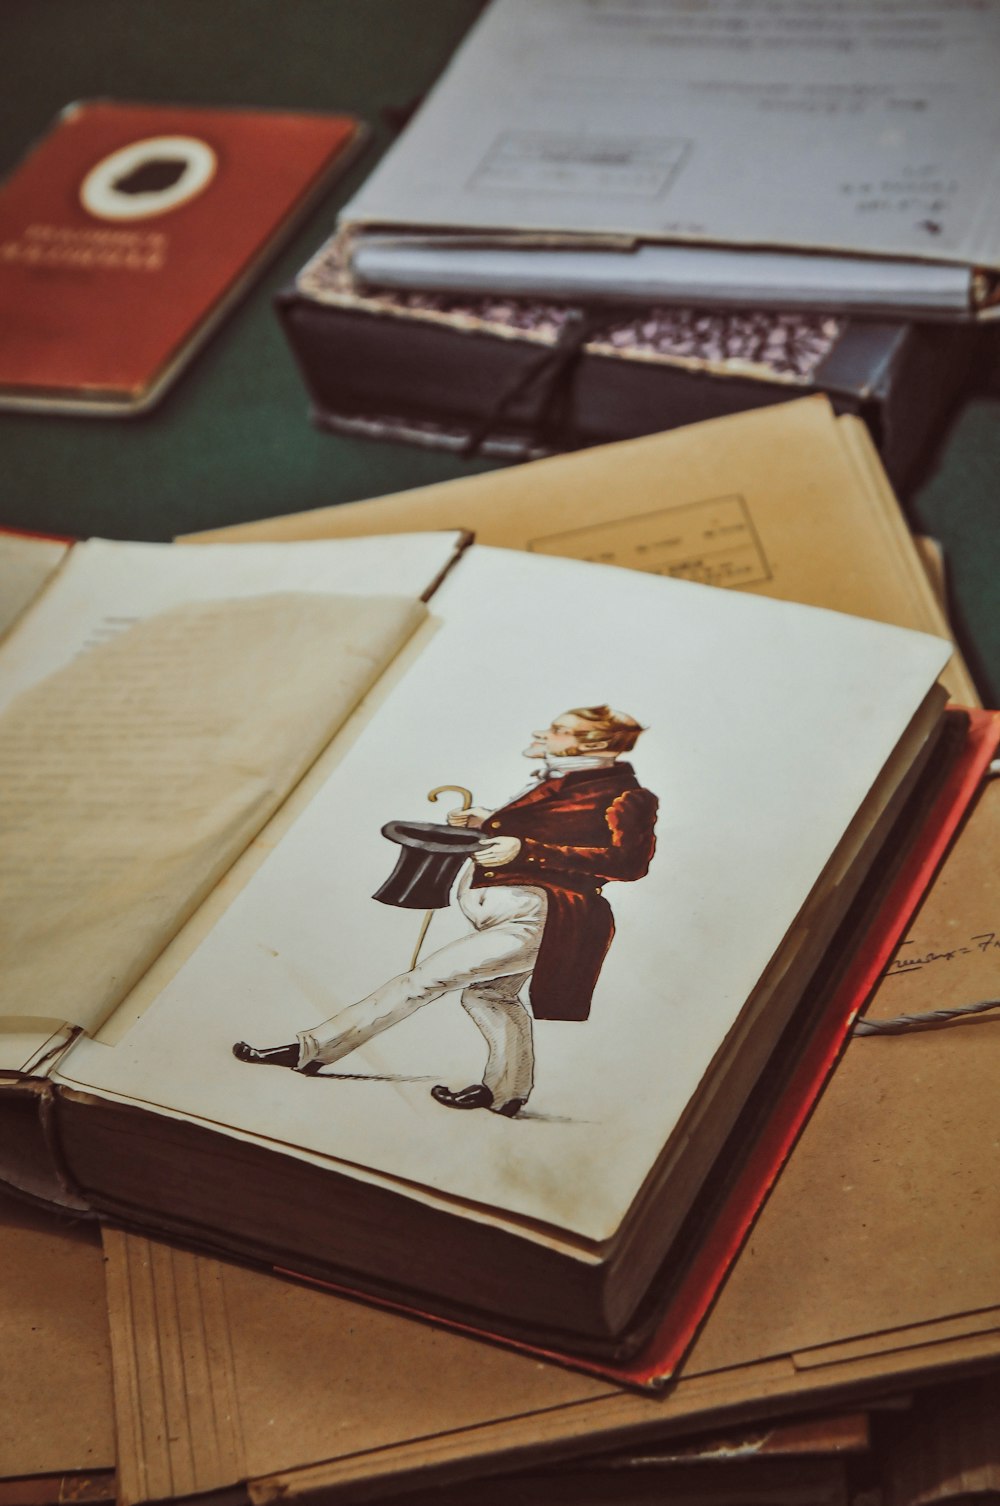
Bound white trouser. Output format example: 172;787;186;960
297;874;547;1107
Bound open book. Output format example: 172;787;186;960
0;527;961;1364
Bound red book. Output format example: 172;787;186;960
0;100;362;414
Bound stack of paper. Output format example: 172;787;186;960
4;400;999;1506
340;0;1000;319
279;0;995;472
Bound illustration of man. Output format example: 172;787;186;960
233;706;658;1117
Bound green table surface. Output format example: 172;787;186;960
3;1;999;703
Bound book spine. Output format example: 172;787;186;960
0;1078;92;1214
275;289;817;458
276;289;973;491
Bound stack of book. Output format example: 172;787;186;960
278;245;976;492
278;0;1000;486
4;3;1000;1502
3;400;1000;1506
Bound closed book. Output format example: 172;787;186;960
278;248;978;489
0;100;362;414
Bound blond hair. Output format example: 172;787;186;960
563;705;645;754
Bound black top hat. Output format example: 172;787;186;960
372;821;483;909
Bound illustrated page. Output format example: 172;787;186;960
57;545;949;1241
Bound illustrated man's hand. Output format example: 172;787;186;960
474;835;522;867
447;805;492;829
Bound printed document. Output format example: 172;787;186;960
344;0;1000;314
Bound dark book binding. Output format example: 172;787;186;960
276;240;979;491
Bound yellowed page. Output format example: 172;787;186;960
836;414;978;705
0;532;69;640
0;534;461;714
0;592;425;1039
188;398;977;703
98;618;435;1046
0;536;463;1066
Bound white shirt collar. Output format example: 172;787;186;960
506;754;618;801
536;754;617;779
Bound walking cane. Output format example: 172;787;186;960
408;785;473;968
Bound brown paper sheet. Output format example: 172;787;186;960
188;397;979;707
0;1191;114;1490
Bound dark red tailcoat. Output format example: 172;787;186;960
470;762;658;1021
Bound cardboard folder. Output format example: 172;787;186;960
0;1191;115;1502
189;397;978;706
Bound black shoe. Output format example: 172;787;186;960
430;1084;526;1116
232;1041;322;1075
431;1082;494;1111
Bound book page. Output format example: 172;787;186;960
835;416;979;705
0;534;461;713
0;535;463;1056
344;0;1000;270
187;399;978;704
0;531;69;640
57;545;949;1243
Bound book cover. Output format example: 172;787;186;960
0;100;363;414
278;238;978;490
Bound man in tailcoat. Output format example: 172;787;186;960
234;706;658;1117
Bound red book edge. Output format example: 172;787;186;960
277;705;1000;1390
0;523;76;546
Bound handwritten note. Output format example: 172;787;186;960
887;930;1000;977
875;778;1000;1023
